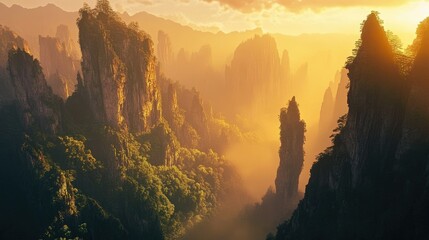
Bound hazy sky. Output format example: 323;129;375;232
1;0;429;43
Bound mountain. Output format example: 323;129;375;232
225;34;285;116
78;4;162;133
272;12;429;240
0;25;29;103
0;2;78;58
39;25;80;99
0;2;247;239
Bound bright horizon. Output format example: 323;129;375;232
1;0;429;46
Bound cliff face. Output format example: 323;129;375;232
39;34;79;99
273;13;429;240
56;24;80;60
0;25;30;103
78;5;161;133
159;72;209;150
318;87;334;137
332;68;349;121
7;49;60;133
275;97;305;207
0;26;59;133
157;30;174;77
226;34;282;115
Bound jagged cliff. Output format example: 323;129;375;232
56;24;80;60
39;25;80;99
332;68;349;122
275;97;306;209
272;12;429;240
7;49;61;133
78;4;161;133
0;25;30;103
157;30;174;77
0;27;60;133
226;34;282;115
317;87;334;143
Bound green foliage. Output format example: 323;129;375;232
58;136;102;172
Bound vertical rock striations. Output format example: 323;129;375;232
275;97;305;206
332;68;349;122
39;25;81;99
78;3;161;133
272;12;428;240
157;30;174;77
226;35;282;115
0;25;29;103
39;34;79;99
7;49;60;133
318;87;334;138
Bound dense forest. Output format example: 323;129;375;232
1;1;429;240
0;1;247;239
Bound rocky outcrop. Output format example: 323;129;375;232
332;68;349;124
157;30;174;76
39;25;81;100
159;72;209;149
0;26;59;133
78;4;161;133
7;49;61;133
272;12;429;240
55;24;80;60
0;25;29;103
318;87;334;139
226;35;282;115
275;97;305;206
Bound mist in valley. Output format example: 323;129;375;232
1;1;428;240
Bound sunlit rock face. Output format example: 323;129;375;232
39;25;80;99
78;5;161;133
332;68;349;122
273;13;429;240
8;49;61;133
0;26;59;133
0;25;30;103
157;30;174;77
226;34;283;115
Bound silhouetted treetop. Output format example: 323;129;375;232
408;17;429;57
347;12;400;66
95;0;114;15
282;96;301;125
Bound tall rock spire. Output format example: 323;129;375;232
275;96;305;204
78;1;161;133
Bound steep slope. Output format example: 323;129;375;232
318;87;334;141
0;2;247;240
78;3;161;133
7;49;61;133
332;68;349;121
0;25;29;103
225;34;283;116
275;97;306;207
39;25;80;99
272;12;429;240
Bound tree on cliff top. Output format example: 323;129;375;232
275;96;306;203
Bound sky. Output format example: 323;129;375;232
2;0;429;44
